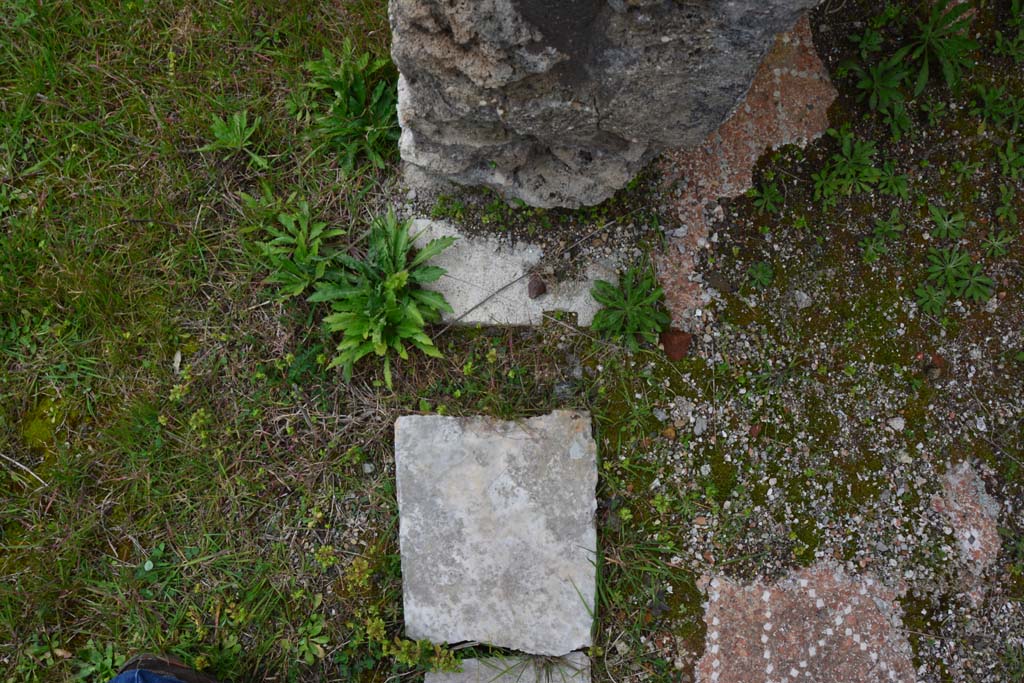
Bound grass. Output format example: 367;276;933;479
0;1;408;680
2;0;1023;682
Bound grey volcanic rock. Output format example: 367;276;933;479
390;0;820;207
394;411;597;655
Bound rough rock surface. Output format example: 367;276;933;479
394;411;597;655
425;654;590;683
696;563;915;683
391;0;820;208
656;15;836;323
410;219;618;326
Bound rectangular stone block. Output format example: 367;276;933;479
395;411;597;656
410;219;617;327
425;654;590;683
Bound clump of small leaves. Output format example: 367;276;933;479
915;283;949;315
850;27;883;60
750;180;783;214
983;229;1012;258
747;261;775;289
850;55;908;113
430;194;467;222
895;0;977;95
927;204;966;239
860;208;904;263
952;159;982;182
590;257;670;351
999;138;1024;180
926;246;971;288
878;160;910;199
812;126;881;206
925;246;993;302
295;604;330;665
256;200;345;299
294;40;399;171
198;110;268;169
996;184;1018;224
73;641;126;682
995;0;1024;64
920;97;949;126
882;101;912;141
310;209;454;388
860;234;889;264
972;84;1013;129
313;545;339;571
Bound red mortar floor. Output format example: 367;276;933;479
655;15;837;325
695;564;916;683
932;461;1002;577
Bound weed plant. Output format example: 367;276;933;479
591;258;670;352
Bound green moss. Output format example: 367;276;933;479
899;591;954;681
20;397;71;454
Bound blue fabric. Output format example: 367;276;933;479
109;670;185;683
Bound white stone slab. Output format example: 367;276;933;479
395;411;597;656
426;654;591;683
410;219;617;326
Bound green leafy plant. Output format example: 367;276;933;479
257;200;345;299
995;27;1024;63
996;184;1018;224
894;0;977;95
296;611;330;665
430;195;467;222
983;229;1012;258
871;3;909;31
297;41;399;171
995;0;1024;63
952;159;982;182
309;209;454;388
927;204;966;239
746;261;775;289
972;84;1011;126
333;608;457;678
920;97;949;126
860;234;888;263
812;126;881;206
957;263;995;302
850;27;883;60
197;110;268;169
882;101;912;141
878;160;909;199
73;641;125;682
915;283;948;315
971;88;1024;133
860;208;904;263
1009;96;1024;134
7;635;64;683
874;208;905;240
999;138;1024;180
851;55;908;113
590;258;670;351
750;180;783;214
925;246;971;288
925;246;992;302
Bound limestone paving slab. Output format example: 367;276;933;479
410;219;617;327
425;654;590;683
395;411;597;656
